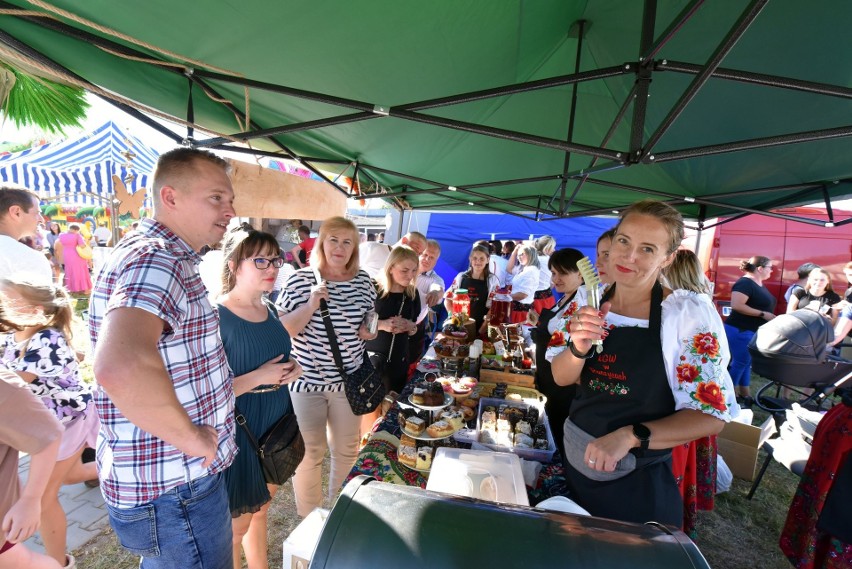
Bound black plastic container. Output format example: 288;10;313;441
310;476;711;568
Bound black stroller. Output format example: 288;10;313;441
747;309;852;413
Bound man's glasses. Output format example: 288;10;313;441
249;257;285;269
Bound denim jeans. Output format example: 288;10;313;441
106;472;233;569
724;324;756;387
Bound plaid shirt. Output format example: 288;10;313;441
89;219;236;509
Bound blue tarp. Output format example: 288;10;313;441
425;213;617;287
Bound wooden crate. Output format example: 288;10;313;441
479;367;536;388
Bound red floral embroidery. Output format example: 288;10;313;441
677;363;700;384
692;332;719;359
694;381;727;411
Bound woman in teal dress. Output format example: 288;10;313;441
218;223;303;569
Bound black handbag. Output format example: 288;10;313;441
235;406;305;485
319;297;386;415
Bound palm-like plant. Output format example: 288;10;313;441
0;63;89;134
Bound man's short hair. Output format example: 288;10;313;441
796;262;820;279
425;239;441;254
490;239;502;254
151;148;230;210
298;225;311;237
0;184;39;219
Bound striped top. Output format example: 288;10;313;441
88;219;237;509
278;268;376;392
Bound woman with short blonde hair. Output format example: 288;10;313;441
277;216;377;517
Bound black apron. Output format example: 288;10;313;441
565;282;682;527
533;292;579;461
460;274;489;331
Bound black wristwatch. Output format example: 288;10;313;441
632;423;651;452
567;339;596;359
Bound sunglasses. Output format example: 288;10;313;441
248;257;285;269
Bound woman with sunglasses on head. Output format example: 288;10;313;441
724;256;777;402
552;200;731;528
507;243;540;323
217;224;302;569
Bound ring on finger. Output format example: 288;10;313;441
578;321;584;331
588;459;596;465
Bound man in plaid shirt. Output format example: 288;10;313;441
90;148;237;568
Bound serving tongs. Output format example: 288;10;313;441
577;256;603;354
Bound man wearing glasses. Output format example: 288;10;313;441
89;148;238;568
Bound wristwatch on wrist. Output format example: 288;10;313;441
568;339;596;360
759;311;764;319
632;423;651;452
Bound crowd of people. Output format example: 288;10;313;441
0;149;850;568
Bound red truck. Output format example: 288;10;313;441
693;207;852;317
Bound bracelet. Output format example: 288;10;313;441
568;339;596;360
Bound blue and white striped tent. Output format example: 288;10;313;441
0;121;159;206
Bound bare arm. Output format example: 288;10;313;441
93;307;218;467
731;291;774;320
2;436;60;543
290;244;304;268
233;355;302;396
785;293;800;314
830;316;852;346
585;410;724;473
54;239;64;264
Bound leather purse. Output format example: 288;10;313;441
235;406;305;485
313;269;386;415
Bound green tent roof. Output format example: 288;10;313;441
2;0;851;225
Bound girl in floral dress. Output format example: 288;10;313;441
0;276;98;567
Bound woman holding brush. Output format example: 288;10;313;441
552;199;732;529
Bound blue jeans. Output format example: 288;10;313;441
725;324;755;388
106;472;233;569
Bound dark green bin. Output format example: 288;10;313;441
310;476;711;568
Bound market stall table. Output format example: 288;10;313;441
345;378;569;505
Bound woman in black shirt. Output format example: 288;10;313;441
787;267;841;323
366;246;421;393
724;256;777;400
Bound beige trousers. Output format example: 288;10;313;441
290;388;360;517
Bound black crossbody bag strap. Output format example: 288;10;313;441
235;405;265;458
313;268;348;375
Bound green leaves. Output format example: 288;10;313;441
0;64;89;134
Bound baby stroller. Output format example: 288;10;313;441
747;309;852;413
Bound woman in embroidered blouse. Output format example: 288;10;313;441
530;247;586;461
277;216;377;518
507;244;540;323
552;200;731;528
532;235;557;315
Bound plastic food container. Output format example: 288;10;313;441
426;447;529;506
472;396;557;463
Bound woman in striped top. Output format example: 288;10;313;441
277;217;377;517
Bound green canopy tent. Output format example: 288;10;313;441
2;0;851;230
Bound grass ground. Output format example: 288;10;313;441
71;303;809;568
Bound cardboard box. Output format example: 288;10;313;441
717;417;776;481
478;367;536;388
282;507;329;569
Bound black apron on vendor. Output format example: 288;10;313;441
459;275;489;332
565;281;682;527
532;294;579;462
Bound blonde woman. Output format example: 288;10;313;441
277;216;377;517
366;246;420;393
509;244;540;323
533;235;557;314
786;267;841;323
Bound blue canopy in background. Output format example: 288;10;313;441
425;213;617;287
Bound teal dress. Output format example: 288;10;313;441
218;303;293;516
